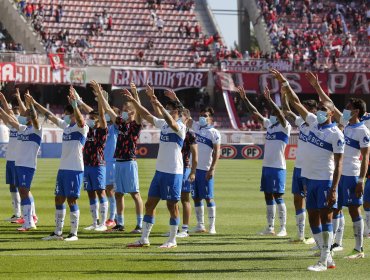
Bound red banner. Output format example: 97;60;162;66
48;54;65;70
233;72;370;94
111;67;209;90
0;63;16;82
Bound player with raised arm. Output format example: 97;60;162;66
281;87;317;244
39;86;89;241
0;91;22;222
236;85;291;237
97;81;143;233
126;85;186;248
273;68;344;271
0;91;42;231
82;84;109;232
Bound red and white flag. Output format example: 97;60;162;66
49;53;65;70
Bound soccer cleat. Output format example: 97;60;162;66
303;237;316;245
259;227;275;236
191;225;206;233
176;231;189;238
33;215;39;224
209;227;217;235
327;257;336;269
105;219;116;227
276;228;287;237
307;261;327;272
106;224;125;232
94;224;108;232
5;215;21;222
159;241;177;249
42;232;63;241
344;249;365;259
332;243;343;252
17;225;36;232
127;240;150;248
130;226;142;234
84;224;97;231
64;233;78;241
12;217;25;224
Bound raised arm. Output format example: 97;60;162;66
151;95;180;132
0;92;12;115
146;85;163;118
0;107;20;130
270;69;309;120
15;88;27;115
263;86;287;128
123;91;155;126
98;90;107;129
69;86;85;128
280;86;298;124
236;86;264;123
305;71;341;121
164;89;181;103
24;93;40;130
91;80;117;123
33;99;61;126
130;82;142;124
73;87;93;114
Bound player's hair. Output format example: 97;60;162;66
183;108;190;118
166;100;184;114
88;110;99;118
348;98;366;118
64;104;74;114
321;100;335;112
302;99;317;110
200;106;214;117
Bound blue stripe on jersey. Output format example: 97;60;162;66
306;131;333;152
195;133;213;149
9;130;18;137
63;131;87;145
17;133;41;146
361;115;370;121
344;136;360;150
265;131;289;144
299;131;308;142
160;132;184;148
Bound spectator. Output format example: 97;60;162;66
194;23;201;38
178;22;184;37
156;17;164;33
147;38;154;49
25;2;33;21
137;50;144;61
185;21;192;38
107;15;112;31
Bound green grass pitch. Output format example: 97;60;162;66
0;158;369;279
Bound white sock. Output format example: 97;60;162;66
321;230;333;266
266;204;276;229
100;201;108;226
90;203;99;226
208;206;216;230
277;202;287;230
313;232;323;250
335;215;345;246
11;192;21;217
70;209;80;235
195;205;205;227
296;211;306;240
365;210;370;235
55;208;66;235
31;201;36;217
168;225;179;244
23;204;33;228
141;221;153;244
353;219;364;252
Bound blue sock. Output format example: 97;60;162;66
143;215;155;224
21;197;31;206
170;217;180;225
69;204;79;212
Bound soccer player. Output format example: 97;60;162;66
97;81;143;233
126;86;186;248
186;106;220;234
38;87;89;241
0;92;42;231
82;87;109;232
236;85;291;237
0;92;21;222
280;87;317;243
273;68;344;271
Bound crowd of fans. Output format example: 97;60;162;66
257;0;370;71
0;22;24;53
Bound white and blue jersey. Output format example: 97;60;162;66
192;122;221;171
301;113;345;181
15;124;43;169
361;113;370;130
262;118;291;169
6;125;19;162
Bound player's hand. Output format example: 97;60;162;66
206;169;214;181
305;71;319;87
145;84;154;97
236;86;246;99
24;92;34;105
263;86;272;101
188;170;196;183
14;88;20;98
355;181;364;198
326;187;337;208
164;89;177;101
269;68;287;83
122;89;135;101
130;81;138;96
90;80;101;96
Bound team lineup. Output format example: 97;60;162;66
0;68;370;272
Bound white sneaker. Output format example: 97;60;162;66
332;243;343;252
307;261;327;272
84;224;97;231
159;241;177;248
303;237;316;245
259;227;275;236
94;224;108;232
191;225;206;233
64;233;78;241
209;227;216;234
176;231;189;238
276;228;287;237
344;249;365;259
42;232;63;241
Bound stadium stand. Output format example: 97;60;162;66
256;0;369;72
0;21;23;52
